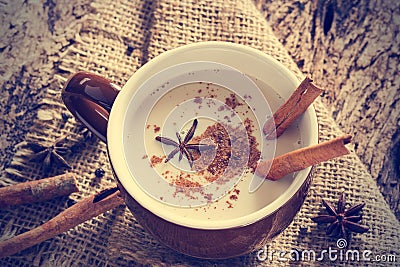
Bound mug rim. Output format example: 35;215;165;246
108;41;318;229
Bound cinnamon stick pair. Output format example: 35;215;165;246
258;77;351;180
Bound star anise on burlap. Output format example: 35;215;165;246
26;136;72;173
312;192;369;240
155;119;214;167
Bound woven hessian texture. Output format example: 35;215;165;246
1;0;399;266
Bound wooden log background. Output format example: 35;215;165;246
0;0;398;220
255;0;399;219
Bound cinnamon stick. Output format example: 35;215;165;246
0;173;79;209
263;77;323;139
256;135;352;181
0;187;124;258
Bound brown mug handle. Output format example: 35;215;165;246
62;72;121;142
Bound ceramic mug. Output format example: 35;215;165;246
62;41;318;259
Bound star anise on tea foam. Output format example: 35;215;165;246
312;192;369;240
26;136;72;173
155;119;214;167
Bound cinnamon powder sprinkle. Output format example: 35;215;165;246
153;125;160;133
229;194;238;201
191;118;261;181
191;123;231;180
244;118;261;173
173;175;201;188
194;97;202;104
225;93;243;110
150;155;165;167
226;201;234;208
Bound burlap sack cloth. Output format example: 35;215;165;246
1;0;399;266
